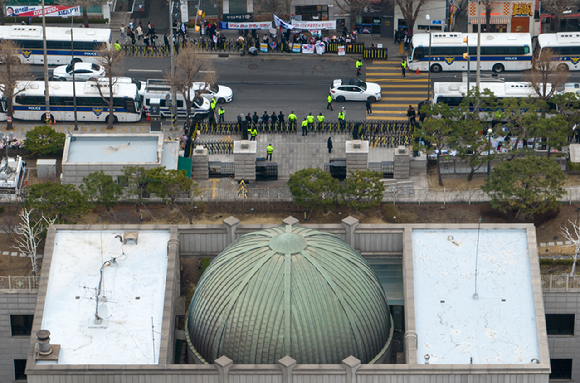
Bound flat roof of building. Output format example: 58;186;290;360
40;229;170;365
411;228;540;364
65;135;160;163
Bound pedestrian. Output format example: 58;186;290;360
271;112;278;125
278;111;285;127
317;113;325;132
356;58;363;77
137;24;143;41
252;112;259;125
129;30;136;45
366;99;372;115
407;105;416;126
301;117;308;136
247;124;253;140
164;34;170;52
338;108;345;129
218;106;225;122
266;143;273;161
288;111;297;131
327;93;334;111
262;111;269;124
307;112;314;133
394;29;400;44
120;24;126;40
401;58;407;77
237;113;243;134
139;3;143;12
245;113;252;126
327;137;333;153
210;98;217;113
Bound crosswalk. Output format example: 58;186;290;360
365;61;429;121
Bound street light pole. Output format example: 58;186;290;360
487;127;492;176
70;17;78;131
476;0;481;92
42;0;50;125
169;0;177;128
426;15;431;100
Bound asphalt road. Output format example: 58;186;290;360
26;56;580;124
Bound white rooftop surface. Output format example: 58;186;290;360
66;135;159;163
161;141;179;170
412;229;540;365
41;230;170;365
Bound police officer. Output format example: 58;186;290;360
301;117;309;136
247;124;253;141
356;58;363;77
327;93;333;111
218;106;225;122
114;40;122;51
210;98;217;112
278;111;285;128
317;112;325;132
266;143;273;161
250;127;257;141
288;111;297;131
338;108;345;129
306;112;315;133
401;59;407;77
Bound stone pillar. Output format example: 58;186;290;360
342;356;361;383
278;356;297;383
345;140;369;177
223;0;230;14
223;216;240;246
282;216;299;227
192;145;209;180
341;216;359;249
394;145;410;179
215;356;233;383
234;140;257;181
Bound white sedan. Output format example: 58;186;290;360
193;82;233;103
330;79;382;102
53;63;105;81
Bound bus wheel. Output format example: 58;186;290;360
40;114;54;124
430;64;442;73
71;58;83;64
492;63;504;73
105;115;119;124
558;64;569;72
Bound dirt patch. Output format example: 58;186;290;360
0;233;41;276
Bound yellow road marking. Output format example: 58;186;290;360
373;103;424;107
210;179;219;198
378;84;427;87
367;116;408;121
367;78;428;82
371;110;406;114
380;97;426;101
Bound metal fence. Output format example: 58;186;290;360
542;274;580;291
0;275;39;291
120;39;386;59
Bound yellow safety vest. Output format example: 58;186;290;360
356;60;362;68
289;113;297;121
302;120;308;127
267;145;273;154
317;115;325;122
307;115;314;123
251;129;257;137
211;99;217;109
338;112;345;120
114;43;121;51
401;60;407;68
218;108;224;115
327;95;332;103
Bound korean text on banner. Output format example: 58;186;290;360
338;46;346;56
292;20;336;30
260;43;268;53
292;43;301;53
7;5;81;17
223;22;272;30
302;44;315;54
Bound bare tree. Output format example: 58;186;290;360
481;0;494;32
0;40;31;130
393;0;433;34
252;0;293;18
91;43;125;129
561;220;580;276
542;0;580;33
64;0;108;27
524;47;569;101
166;44;217;121
12;209;55;277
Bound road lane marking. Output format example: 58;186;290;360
128;69;163;72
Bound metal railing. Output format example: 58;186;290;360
0;275;39;291
542;274;580;291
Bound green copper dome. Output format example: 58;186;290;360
185;225;392;365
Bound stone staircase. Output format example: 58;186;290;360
108;0;131;33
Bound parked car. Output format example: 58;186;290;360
330;79;381;102
53;62;105;81
193;82;233;103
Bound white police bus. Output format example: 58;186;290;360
0;25;111;65
537;33;580;71
431;81;540;106
408;32;533;73
12;80;142;123
140;79;211;120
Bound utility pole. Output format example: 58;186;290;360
42;0;50;125
169;0;177;129
476;0;481;92
70;17;78;131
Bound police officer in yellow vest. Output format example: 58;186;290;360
250;127;257;141
306;113;314;133
401;59;407;77
114;40;122;51
338;108;345;129
210;98;217;112
266;143;273;161
317;113;325;132
356;59;363;77
218;106;225;122
327;93;333;111
288;111;297;131
301;117;309;136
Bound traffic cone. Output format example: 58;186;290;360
416;68;420;75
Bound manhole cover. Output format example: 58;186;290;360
248;64;259;70
313;65;323;71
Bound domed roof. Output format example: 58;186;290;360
186;225;392;365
